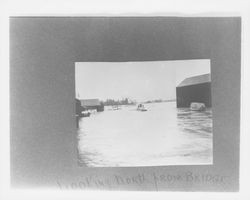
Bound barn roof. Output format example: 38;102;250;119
177;74;211;87
80;99;100;106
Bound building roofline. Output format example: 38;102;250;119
177;73;211;87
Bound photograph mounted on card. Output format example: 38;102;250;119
75;60;213;167
10;17;240;191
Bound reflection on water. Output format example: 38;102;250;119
77;102;213;167
177;108;213;138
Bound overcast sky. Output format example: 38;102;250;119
75;59;210;102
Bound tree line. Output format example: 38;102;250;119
101;98;136;106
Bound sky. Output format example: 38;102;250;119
75;59;210;102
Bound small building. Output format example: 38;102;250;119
80;99;104;112
176;74;212;108
75;98;83;115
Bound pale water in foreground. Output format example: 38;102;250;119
77;102;213;167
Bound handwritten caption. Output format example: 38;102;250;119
56;171;228;190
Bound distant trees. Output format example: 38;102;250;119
101;98;136;106
144;99;176;104
144;99;163;104
100;98;176;106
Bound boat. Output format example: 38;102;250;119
79;110;91;117
137;104;147;111
112;105;121;110
190;102;206;111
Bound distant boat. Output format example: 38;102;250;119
137;104;147;112
112;105;121;110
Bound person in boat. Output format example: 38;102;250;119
137;104;146;111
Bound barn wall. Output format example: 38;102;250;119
176;82;212;108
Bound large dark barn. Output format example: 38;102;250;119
176;74;212;108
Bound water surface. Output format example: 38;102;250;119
77;102;213;167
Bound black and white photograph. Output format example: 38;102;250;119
75;60;213;167
8;14;242;193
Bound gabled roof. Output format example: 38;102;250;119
80;99;100;106
177;74;211;87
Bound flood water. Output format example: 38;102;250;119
77;102;213;167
